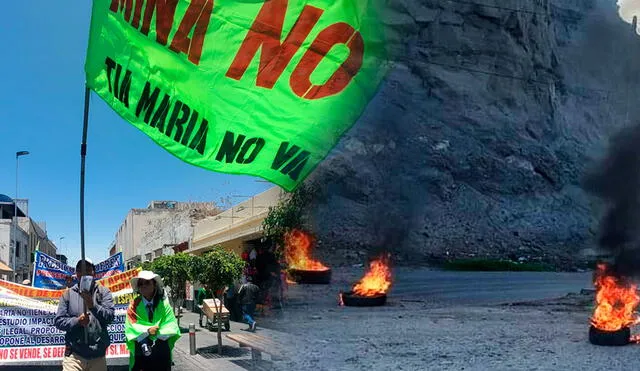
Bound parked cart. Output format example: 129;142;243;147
198;298;230;331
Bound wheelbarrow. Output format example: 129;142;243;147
198;298;231;331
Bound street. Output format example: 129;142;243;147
389;269;592;304
272;267;592;309
0;268;599;371
259;267;637;371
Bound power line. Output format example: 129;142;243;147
438;0;609;22
441;0;547;17
410;58;615;101
386;1;632;102
420;59;553;85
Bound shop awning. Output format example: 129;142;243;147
0;260;13;274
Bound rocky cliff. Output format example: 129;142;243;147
306;0;640;269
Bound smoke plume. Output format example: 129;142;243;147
583;123;640;277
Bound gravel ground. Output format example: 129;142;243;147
258;268;640;371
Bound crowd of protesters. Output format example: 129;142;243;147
51;243;289;370
54;259;180;371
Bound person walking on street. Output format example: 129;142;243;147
196;286;209;315
54;258;115;371
237;276;260;332
125;270;181;371
225;281;241;321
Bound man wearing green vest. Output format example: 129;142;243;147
196;287;209;307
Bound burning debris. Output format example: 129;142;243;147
340;254;392;307
589;263;640;345
591;264;639;332
284;229;331;284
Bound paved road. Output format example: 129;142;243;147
1;270;594;371
388;268;592;305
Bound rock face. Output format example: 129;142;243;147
307;0;640;269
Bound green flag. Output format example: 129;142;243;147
85;0;389;191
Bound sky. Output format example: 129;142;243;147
0;2;273;264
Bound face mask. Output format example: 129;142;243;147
79;276;94;292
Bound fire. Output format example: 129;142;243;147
591;263;640;332
352;254;392;297
284;229;328;271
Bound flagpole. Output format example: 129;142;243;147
80;85;90;275
80;85;90;344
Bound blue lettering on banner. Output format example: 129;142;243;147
33;252;126;290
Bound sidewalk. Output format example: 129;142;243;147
172;311;252;370
173;310;298;371
1;311;288;371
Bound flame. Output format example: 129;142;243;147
284;229;328;271
352;254;392;297
590;263;640;332
338;292;345;306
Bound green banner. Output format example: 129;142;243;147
85;0;388;191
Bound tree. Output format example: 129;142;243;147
262;182;315;258
139;261;152;271
190;247;245;355
148;253;194;326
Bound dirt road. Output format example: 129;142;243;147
260;267;640;371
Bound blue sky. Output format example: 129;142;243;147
0;2;273;264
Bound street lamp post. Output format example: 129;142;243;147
13;151;29;281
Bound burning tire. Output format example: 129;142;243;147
340;291;387;307
288;268;332;284
588;326;630;346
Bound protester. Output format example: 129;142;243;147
237;276;260;331
278;254;288;305
224;280;241;321
125;270;180;371
249;247;257;263
196;286;209;308
65;274;75;288
54;258;114;371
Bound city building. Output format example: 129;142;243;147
112;201;222;269
0;195;57;282
187;186;283;257
0;194;27;281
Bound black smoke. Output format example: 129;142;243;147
583;123;640;277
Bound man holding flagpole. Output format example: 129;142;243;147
54;258;115;371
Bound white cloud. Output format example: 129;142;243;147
618;0;640;30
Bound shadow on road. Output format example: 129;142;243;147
197;345;249;359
